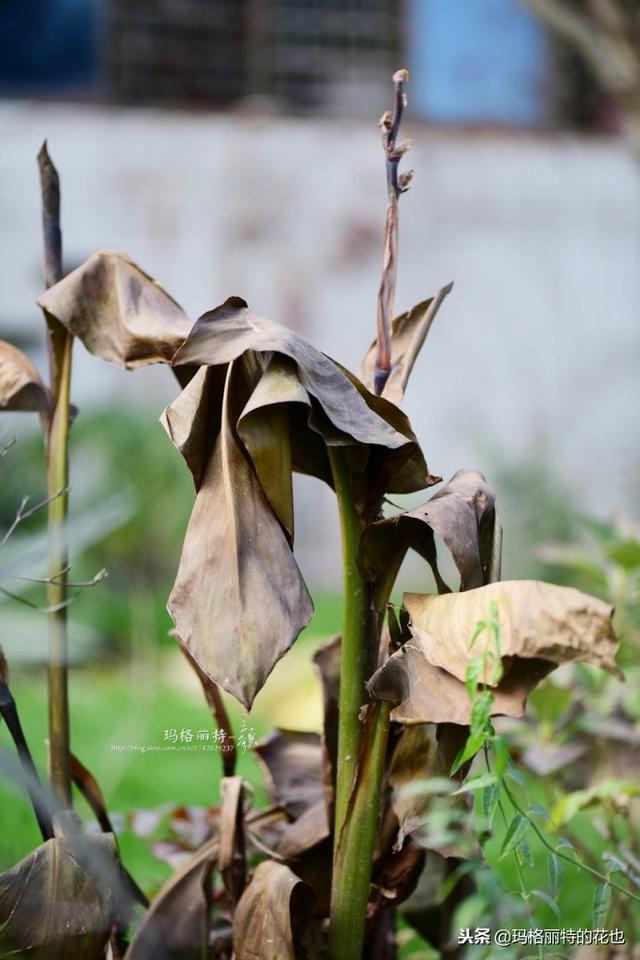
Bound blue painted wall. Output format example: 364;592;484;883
407;0;550;126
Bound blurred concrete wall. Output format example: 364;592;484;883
1;101;638;584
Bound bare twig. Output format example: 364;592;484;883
0;489;65;552
374;68;413;396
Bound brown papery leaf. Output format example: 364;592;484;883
166;358;313;709
37;250;193;369
360;469;500;594
0;834;117;959
219;776;246;910
368;641;554;725
0;340;49;413
404;580;620;684
254;730;325;819
171;298;433;497
360;284;453;403
233;860;316;960
124;838;221;960
311;636;340;812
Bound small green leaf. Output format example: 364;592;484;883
548;853;563;899
592;883;611;927
450;732;486;776
500;814;529;860
468;621;487;651
532;889;561;919
528;804;552;822
452;772;497;795
506;766;525;787
470;689;493;738
516;838;534;868
483;784;500;826
465;655;485;698
491;735;510;777
603;854;627;877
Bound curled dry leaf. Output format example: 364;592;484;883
218;776;246;909
360;469;501;594
369;642;554;725
171;297;434;497
311;635;341;812
254;729;325;819
0;834;117;959
124;837;223;960
405;580;619;682
369;580;618;725
233;859;316;960
360;285;453;404
165;359;313;709
37;250;193;369
0;340;49;412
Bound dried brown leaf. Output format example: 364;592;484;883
360;469;500;593
369;643;554;725
171;298;434;498
165;359;313;709
404;580;620;683
124;838;221;960
311;635;341;812
254;730;324;819
219;776;246;909
0;340;49;413
36;250;193;369
233;860;316;960
0;834;117;959
360;285;453;403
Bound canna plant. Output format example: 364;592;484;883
0;71;632;958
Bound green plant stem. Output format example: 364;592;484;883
46;334;73;807
329;702;391;960
328;445;373;839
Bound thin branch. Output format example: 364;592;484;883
374;68;413;396
0;489;66;551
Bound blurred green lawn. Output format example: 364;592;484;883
0;592;342;894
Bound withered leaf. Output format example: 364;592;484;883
0;834;117;959
0;340;49;413
171;298;433;496
275;801;330;860
37;250;193;369
404;580;619;683
180;639;236;777
311;635;341;812
360;469;499;594
233;860;316;960
368;643;553;725
254;730;324;819
219;776;246;909
165;359;313;709
360;285;453;404
124;838;220;960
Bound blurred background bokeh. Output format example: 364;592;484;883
1;0;639;935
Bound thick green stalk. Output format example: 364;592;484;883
329;702;391;960
39;143;73;807
328;444;394;959
329;446;372;839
